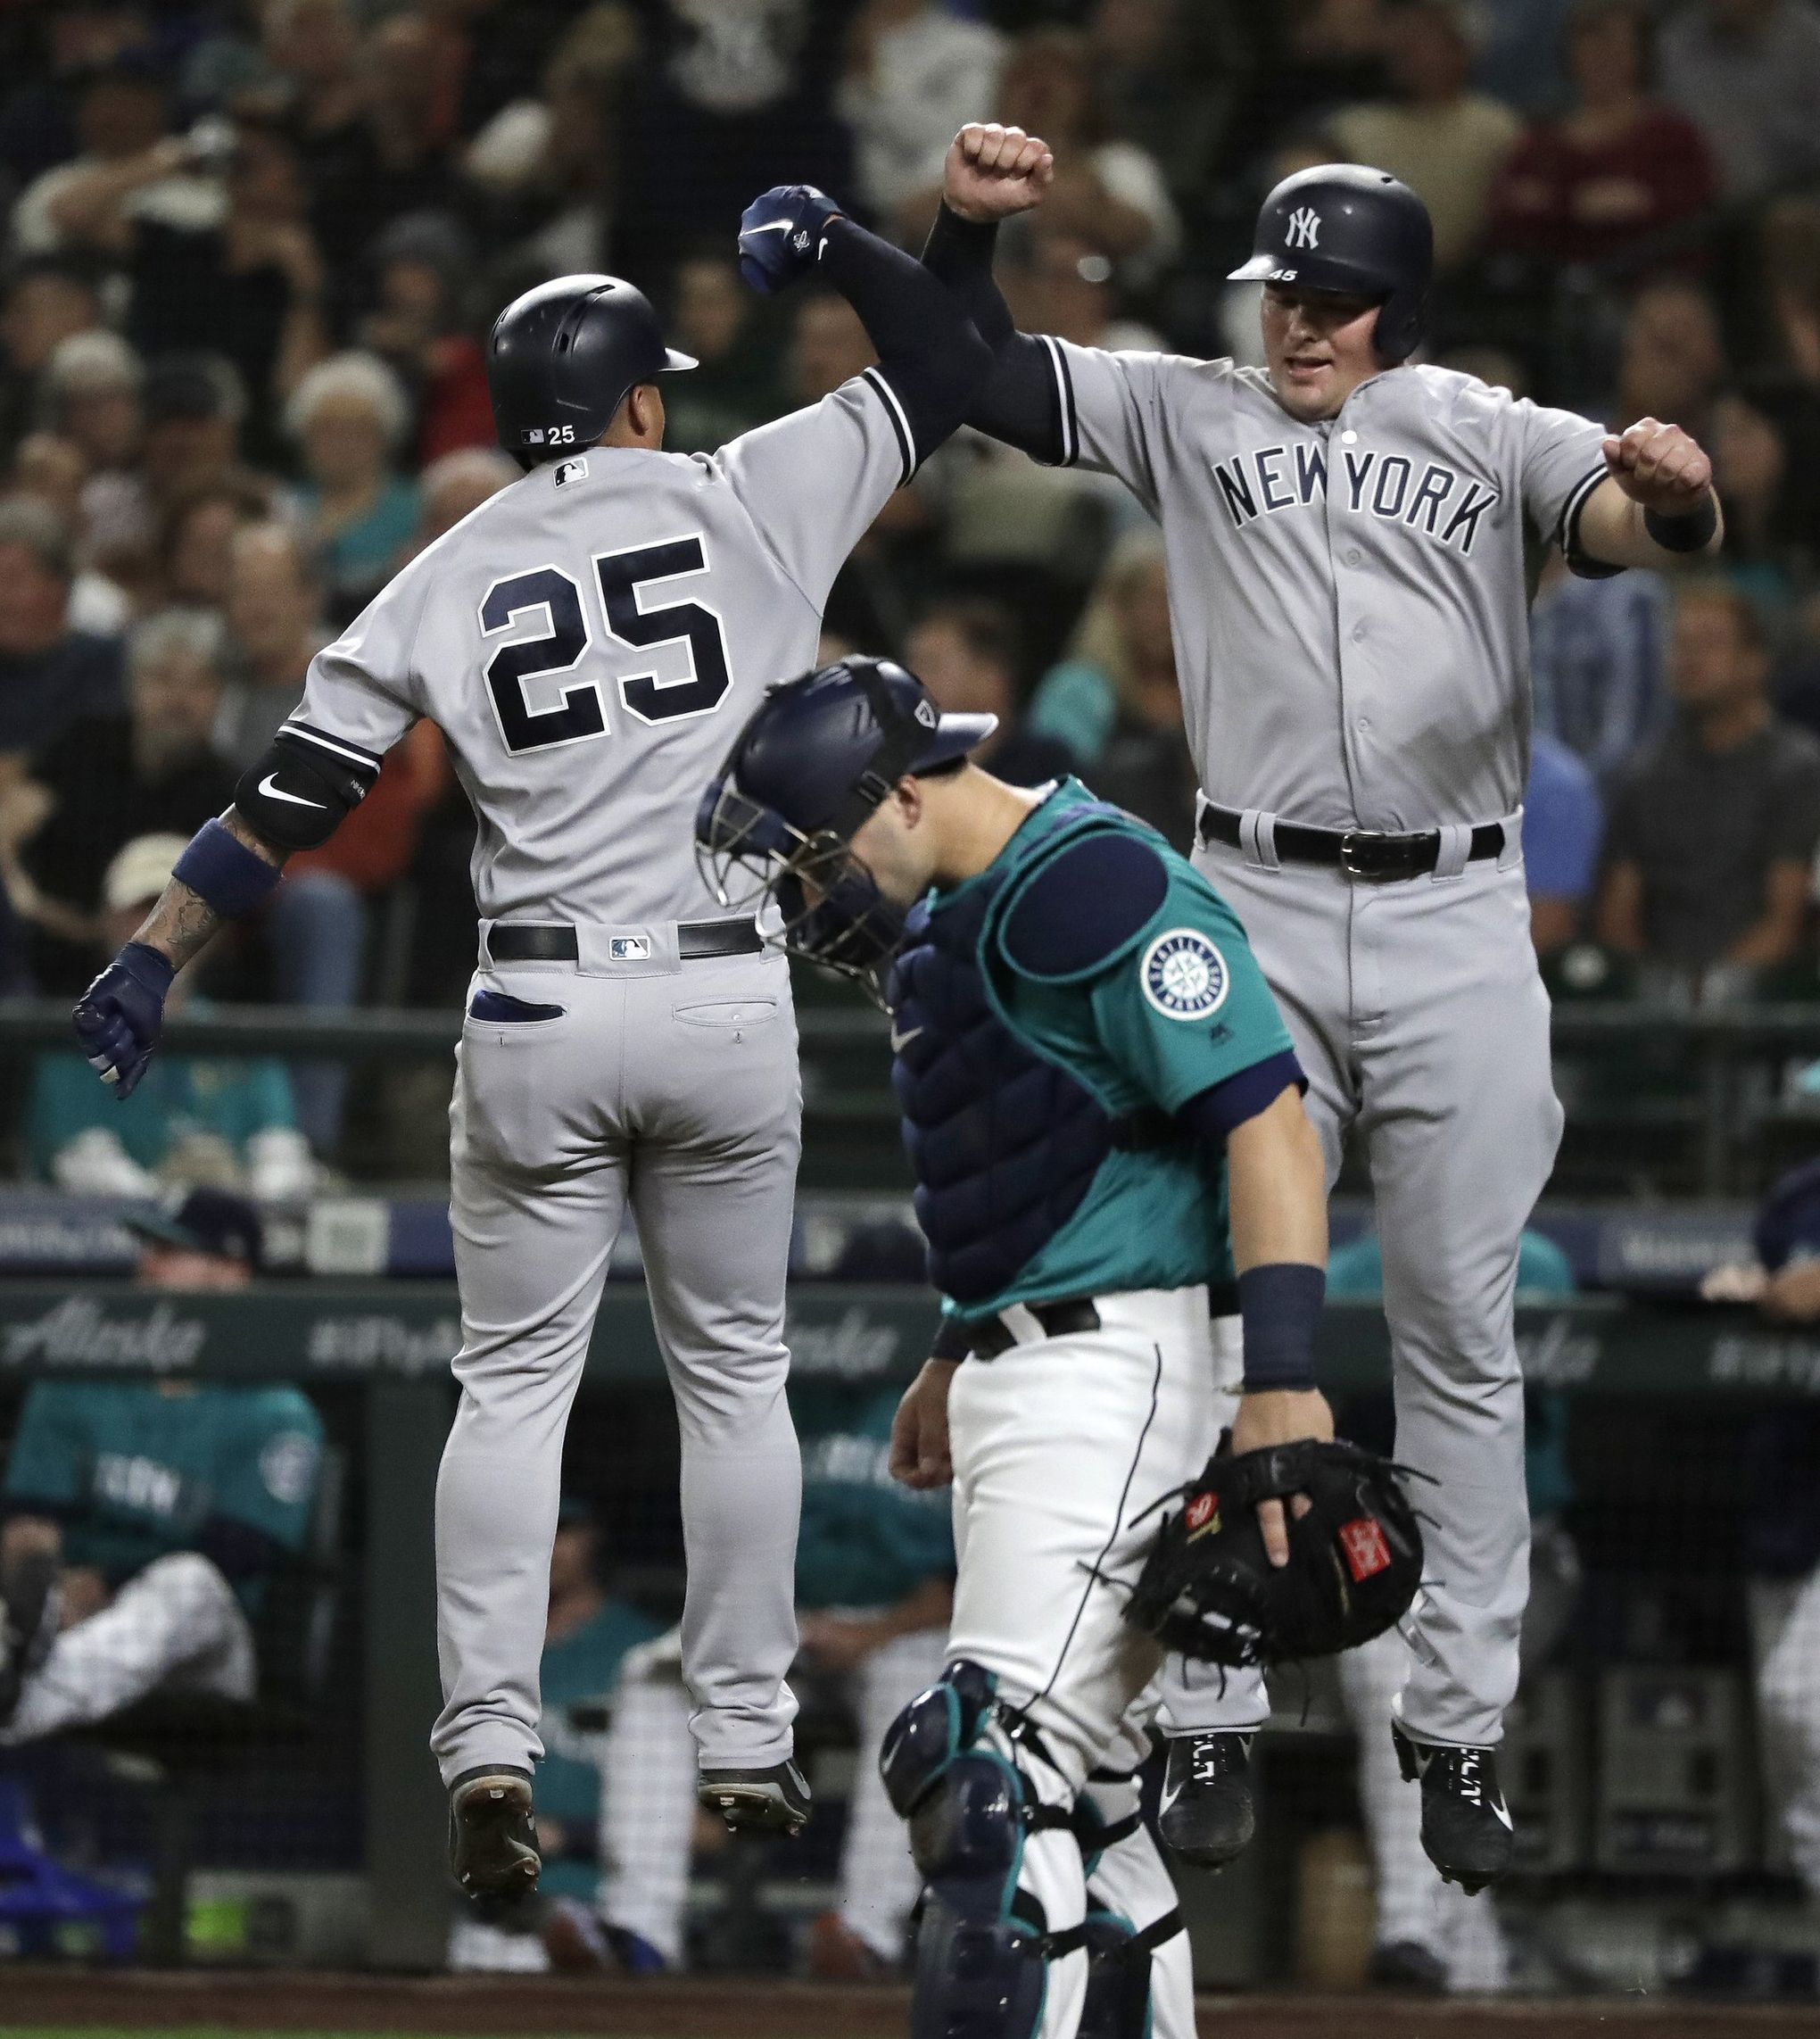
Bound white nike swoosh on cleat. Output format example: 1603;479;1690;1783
889;1025;922;1052
1489;1796;1514;1830
259;774;327;808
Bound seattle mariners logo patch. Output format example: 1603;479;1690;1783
1141;928;1228;1022
1286;206;1321;249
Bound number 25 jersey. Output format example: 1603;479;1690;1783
284;370;916;928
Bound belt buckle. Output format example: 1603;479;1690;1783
1338;831;1415;883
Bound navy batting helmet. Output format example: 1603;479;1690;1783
697;657;995;988
1228;164;1433;365
487;274;696;466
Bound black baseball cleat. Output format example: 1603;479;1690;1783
448;1766;541;1898
1157;1730;1255;1870
0;1546;58;1727
697;1757;812;1836
1392;1724;1516;1894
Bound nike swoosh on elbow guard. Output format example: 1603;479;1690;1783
258;774;327;808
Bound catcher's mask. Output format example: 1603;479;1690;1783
695;655;995;997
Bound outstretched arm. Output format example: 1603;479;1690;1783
1576;417;1724;569
922;124;1072;462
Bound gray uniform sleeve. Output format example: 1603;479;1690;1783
1046;340;1196;515
1506;395;1615;575
715;375;915;612
282;567;426;780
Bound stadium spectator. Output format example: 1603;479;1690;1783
1596;579;1820;999
460;5;638;280
582;1385;953;1979
658;253;788;455
837;0;1004;220
1026;535;1195;849
17;59;203;257
1085;0;1244;202
300;12;459;296
1000;225;1164;354
1220;1;1391;183
27;832;310;1200
1326;0;1522;272
449;1496;661;1974
1486;0;1717;270
1709;391;1809;610
412;446;520;553
902;601;1075;791
354;214;495;465
1613;277;1726;443
54;112;328;424
0;1189;323;1745
136;355;265;538
1530;561;1673;788
12;610;233;991
215;519;327;770
282;352;420;619
0;257;105;464
1472;0;1575;113
4;432;131;638
153;478;272;615
259;0;365;145
1658;0;1820;202
0;0;158;190
913;28;1178;286
612;0;852;283
46;333;145;580
0;499;121;770
1524;730;1604;958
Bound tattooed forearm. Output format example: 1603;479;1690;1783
130;808;288;973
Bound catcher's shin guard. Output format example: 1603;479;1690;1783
883;1661;1076;2039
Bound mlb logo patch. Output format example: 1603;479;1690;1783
1339;1517;1393;1583
609;935;651;961
1185;1491;1220;1538
554;457;589;487
525;427;544;443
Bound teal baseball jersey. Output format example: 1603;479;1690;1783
4;1382;324;1610
892;779;1299;1325
793;1385;955;1612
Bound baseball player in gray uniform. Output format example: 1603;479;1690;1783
67;172;1025;1896
924;130;1721;1890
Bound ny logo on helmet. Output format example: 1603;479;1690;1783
1286;207;1321;250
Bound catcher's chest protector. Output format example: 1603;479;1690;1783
889;882;1124;1308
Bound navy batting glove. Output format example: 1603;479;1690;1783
72;941;175;1101
738;185;842;295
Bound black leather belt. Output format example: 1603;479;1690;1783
970;1297;1102;1360
1198;803;1504;882
488;917;762;964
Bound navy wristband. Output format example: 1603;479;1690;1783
1237;1262;1326;1392
1643;493;1717;552
931;1315;973;1363
172;816;283;920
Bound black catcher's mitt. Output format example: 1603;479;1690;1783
1123;1438;1423;1666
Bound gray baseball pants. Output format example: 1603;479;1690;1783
430;939;803;1786
1194;827;1559;1747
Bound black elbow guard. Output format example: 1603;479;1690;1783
233;731;374;850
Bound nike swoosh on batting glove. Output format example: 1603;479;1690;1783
738;185;842;294
72;941;175;1100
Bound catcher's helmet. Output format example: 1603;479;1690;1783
1228;164;1433;365
487;274;696;466
697;657;996;989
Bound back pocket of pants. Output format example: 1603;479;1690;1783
674;995;779;1030
468;989;567;1023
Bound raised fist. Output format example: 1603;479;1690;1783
942;124;1055;225
738;185;843;295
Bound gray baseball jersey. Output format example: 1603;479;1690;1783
1031;344;1616;1752
1041;346;1609;831
283;369;917;925
290;370;918;1797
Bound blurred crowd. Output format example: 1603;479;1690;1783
0;0;1816;1187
